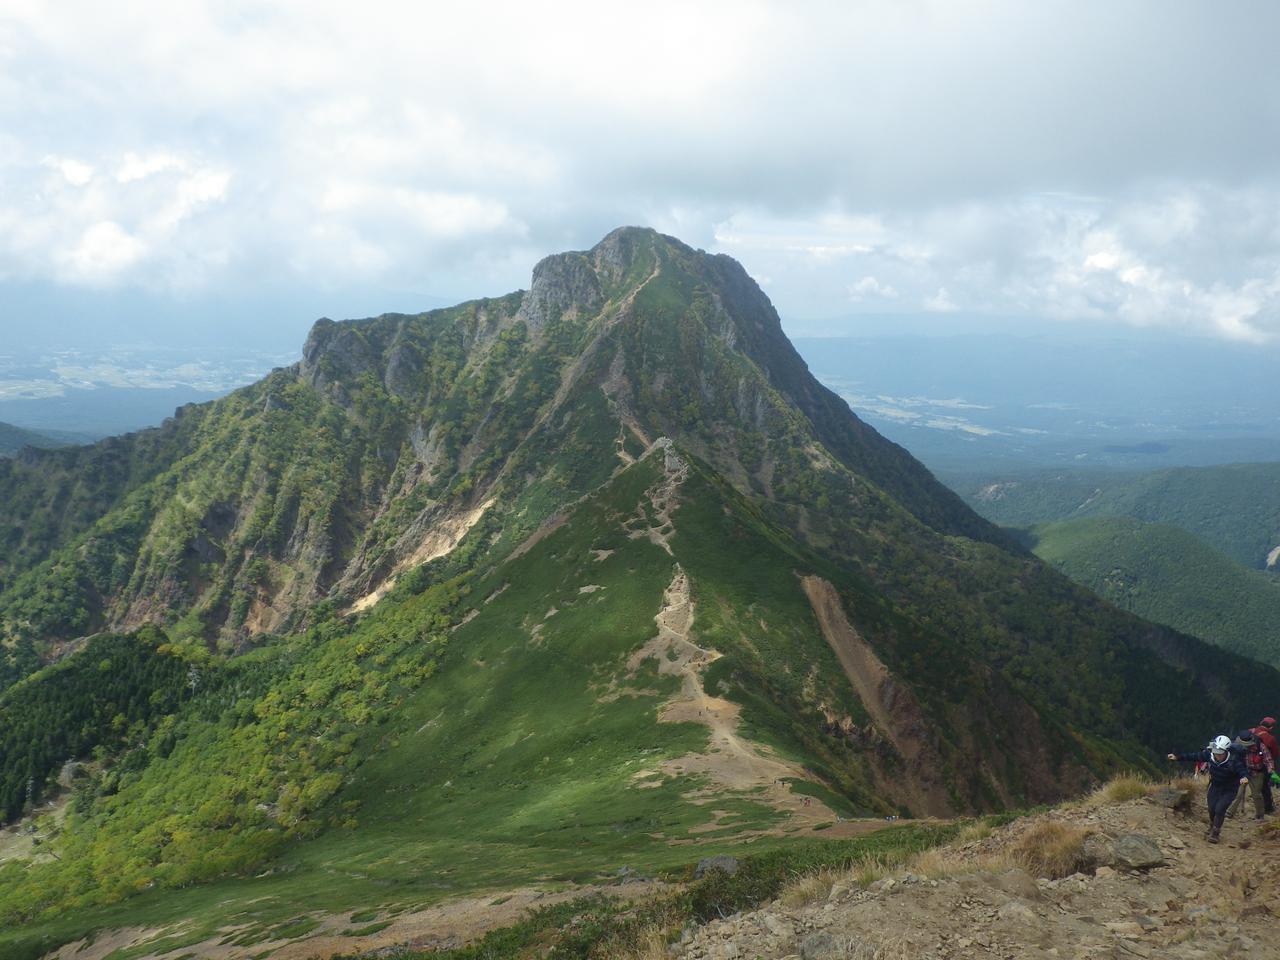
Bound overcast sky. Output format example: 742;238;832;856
3;0;1279;349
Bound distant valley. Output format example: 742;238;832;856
795;334;1280;473
949;462;1280;666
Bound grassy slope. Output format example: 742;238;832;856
0;455;845;957
950;462;1280;570
9;445;1276;958
1030;516;1280;666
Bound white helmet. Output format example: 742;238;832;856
1212;735;1232;752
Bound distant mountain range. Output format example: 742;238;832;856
1028;516;1280;666
0;421;92;455
2;229;1274;958
950;462;1280;571
949;463;1280;666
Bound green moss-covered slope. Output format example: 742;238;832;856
1030;516;1280;665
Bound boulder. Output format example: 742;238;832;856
1151;786;1191;811
694;855;740;879
1081;833;1116;868
1112;833;1165;871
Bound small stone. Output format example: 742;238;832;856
1105;920;1143;937
1095;865;1117;879
996;899;1036;922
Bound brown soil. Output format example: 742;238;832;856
801;575;954;818
46;884;667;960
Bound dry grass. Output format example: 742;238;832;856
1169;775;1199;795
1071;773;1156;809
952;820;994;845
904;847;1012;880
598;924;671;960
1009;821;1092;879
778;867;843;908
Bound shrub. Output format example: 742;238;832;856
1009;821;1091;879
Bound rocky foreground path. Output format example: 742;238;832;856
675;786;1280;960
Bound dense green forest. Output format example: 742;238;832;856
1028;517;1280;666
949;462;1280;570
0;628;191;821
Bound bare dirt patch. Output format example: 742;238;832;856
346;498;494;614
628;569;841;832
802;575;953;818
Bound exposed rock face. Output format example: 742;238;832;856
518;251;603;332
300;317;378;391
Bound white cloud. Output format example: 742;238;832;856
2;1;1280;340
848;276;897;301
116;151;182;183
59;221;146;282
923;287;959;313
43;155;93;186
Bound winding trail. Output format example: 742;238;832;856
629;568;842;831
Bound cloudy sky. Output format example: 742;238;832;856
3;0;1279;349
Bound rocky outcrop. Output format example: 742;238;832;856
674;791;1280;960
518;251;603;332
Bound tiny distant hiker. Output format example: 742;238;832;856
1227;729;1277;821
1168;735;1248;843
1253;717;1280;814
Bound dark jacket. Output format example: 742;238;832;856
1174;749;1248;788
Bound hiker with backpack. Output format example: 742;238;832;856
1227;728;1278;821
1167;735;1249;843
1253;717;1279;815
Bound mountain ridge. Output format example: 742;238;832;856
2;227;1278;957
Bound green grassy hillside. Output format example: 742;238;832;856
1029;516;1280;666
2;228;1278;958
5;444;1278;957
951;462;1280;571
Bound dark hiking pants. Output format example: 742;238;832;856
1208;782;1236;823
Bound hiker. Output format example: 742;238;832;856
1254;717;1279;814
1167;735;1248;843
1227;729;1278;821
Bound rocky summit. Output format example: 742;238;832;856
1;228;1277;958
